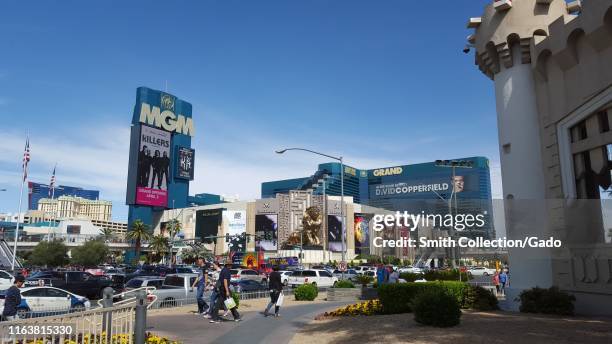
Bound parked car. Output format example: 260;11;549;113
279;271;293;286
332;269;358;281
354;266;376;275
150;273;201;308
288;269;337;288
229;269;267;284
0;286;90;318
398;266;424;274
124;277;164;291
231;280;268;293
468;266;496;276
0;270;14;290
24;271;113;299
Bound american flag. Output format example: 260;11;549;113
49;165;56;197
22;138;30;182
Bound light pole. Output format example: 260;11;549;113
276;148;346;276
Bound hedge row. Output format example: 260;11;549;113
399;270;472;282
378;282;497;314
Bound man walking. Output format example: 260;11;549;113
499;270;509;296
191;258;208;315
210;263;240;323
3;275;24;321
263;266;283;317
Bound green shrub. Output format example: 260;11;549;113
231;291;240;309
518;287;575;315
355;275;373;286
334;280;355;288
398;273;422;282
413;289;462;327
463;285;498;311
378;281;468;314
423;269;472;281
294;284;318;301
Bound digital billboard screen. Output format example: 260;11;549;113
225;210;246;252
255;214;277;251
354;214;370;255
176;147;195;180
135;125;171;207
195;209;222;243
328;215;344;252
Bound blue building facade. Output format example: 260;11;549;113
125;87;195;232
262;157;495;239
28;182;99;210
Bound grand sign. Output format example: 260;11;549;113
373;167;403;177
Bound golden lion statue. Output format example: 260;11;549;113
283;206;323;248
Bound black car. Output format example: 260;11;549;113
25;271;113;299
230;280;268;293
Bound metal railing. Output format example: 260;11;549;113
0;288;148;344
0;303;135;344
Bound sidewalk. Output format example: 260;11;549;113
147;293;352;344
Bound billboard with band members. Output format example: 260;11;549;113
135;125;171;206
255;214;278;251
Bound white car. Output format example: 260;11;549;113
398;266;424;274
279;271;293;286
288;269;338;288
0;286;90;318
332;269;358;281
468;266;497;276
229;269;267;284
0;270;14;290
354;266;376;275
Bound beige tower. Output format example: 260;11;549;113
468;0;612;314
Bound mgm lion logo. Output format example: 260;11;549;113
161;93;175;111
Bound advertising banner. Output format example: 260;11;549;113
354;214;370;255
195;209;222;243
225;210;247;252
369;173;478;200
135;125;171;207
328;215;344;252
255;214;278;251
176;147;195;180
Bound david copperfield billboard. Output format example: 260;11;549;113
126;87;195;215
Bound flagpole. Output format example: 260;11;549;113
11;179;24;271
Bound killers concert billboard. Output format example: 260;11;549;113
136;125;171;207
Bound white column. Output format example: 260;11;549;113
493;44;552;310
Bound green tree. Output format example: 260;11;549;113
71;239;110;267
126;219;152;262
149;235;170;263
166;219;181;263
29;240;69;267
98;227;115;242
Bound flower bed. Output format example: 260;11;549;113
24;332;180;344
323;300;382;317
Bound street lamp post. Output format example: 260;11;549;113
276;148;346;278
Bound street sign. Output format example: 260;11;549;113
339;261;347;272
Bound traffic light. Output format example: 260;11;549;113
225;234;230;243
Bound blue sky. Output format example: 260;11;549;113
0;0;501;221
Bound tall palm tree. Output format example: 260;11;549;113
166;219;181;264
126;220;152;263
99;227;115;242
149;235;170;263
